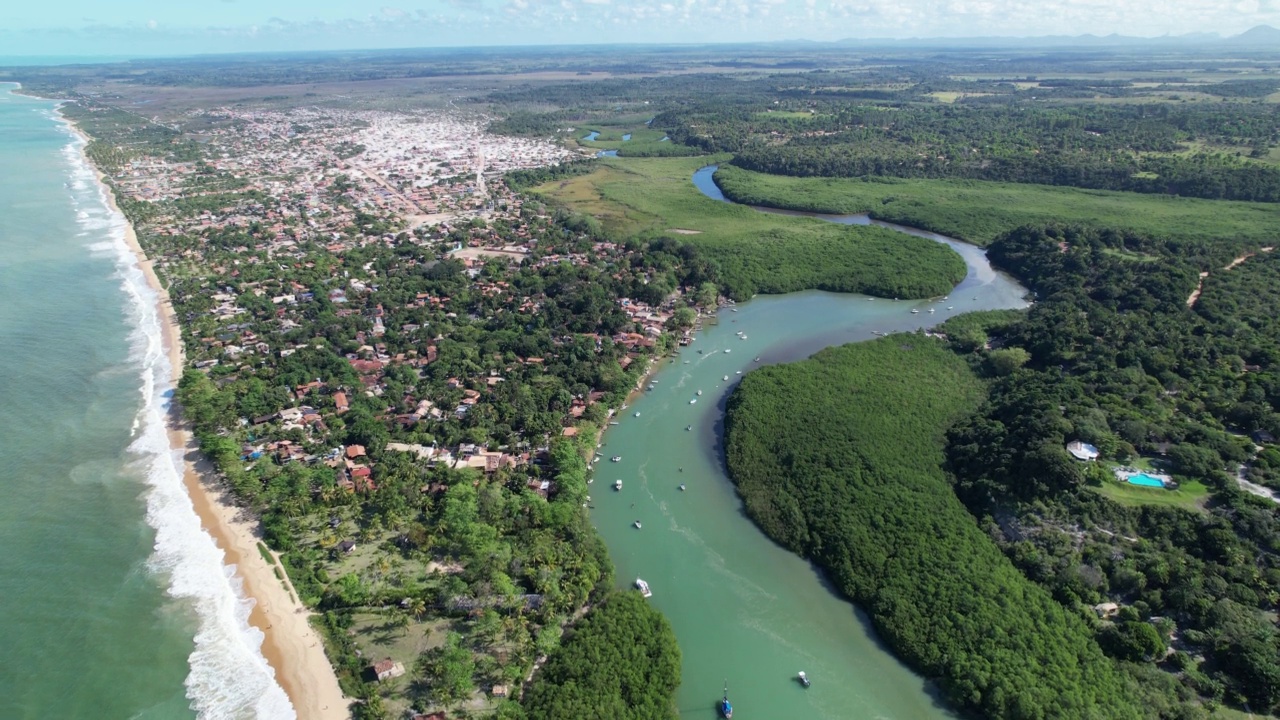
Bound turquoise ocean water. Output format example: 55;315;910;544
0;84;293;719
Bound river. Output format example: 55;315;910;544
588;165;1028;719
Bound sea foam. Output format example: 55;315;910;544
56;114;297;720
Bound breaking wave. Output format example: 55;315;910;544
56;112;296;720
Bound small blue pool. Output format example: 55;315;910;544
1126;473;1166;488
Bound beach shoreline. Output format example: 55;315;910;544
66;117;349;720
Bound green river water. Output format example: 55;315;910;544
590;168;1029;719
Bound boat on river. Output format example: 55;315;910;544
696;390;703;396
798;671;811;688
686;425;692;431
614;479;623;490
634;411;641;417
611;456;621;463
720;683;733;718
724;348;731;354
636;578;652;597
679;484;686;491
634;520;642;529
690;398;697;404
723;375;729;381
911;309;920;314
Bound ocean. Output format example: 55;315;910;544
0;84;294;719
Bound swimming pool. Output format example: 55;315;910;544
1126;473;1167;488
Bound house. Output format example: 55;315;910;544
1066;440;1100;462
1252;429;1275;445
491;685;509;698
411;714;447;720
337;540;357;554
346;445;367;460
1093;602;1120;619
369;657;406;682
333;391;349;414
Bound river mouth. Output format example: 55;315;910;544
588;166;1028;719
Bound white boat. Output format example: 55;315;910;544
697;390;703;396
798;671;810;688
679;484;686;491
724;349;731;354
634;411;641;417
614;479;623;490
723;375;729;381
947;306;954;310
611;456;622;463
686;425;692;431
690;398;698;404
635;578;652;597
911;309;920;314
633;520;642;529
929;308;935;313
741;335;748;340
736;371;742;375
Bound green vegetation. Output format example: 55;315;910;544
712;165;1280;247
662;101;1280;202
944;224;1280;715
519;591;681;720
533;156;967;299
724;338;1143;720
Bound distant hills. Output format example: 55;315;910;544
830;25;1280;50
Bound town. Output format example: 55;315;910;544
71;99;705;719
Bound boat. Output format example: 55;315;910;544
740;335;748;340
636;578;652;597
911;309;920;314
798;671;810;688
696;390;703;396
690;398;697;404
929;308;936;314
735;371;742;375
614;479;623;490
679;484;686;491
720;682;733;718
633;520;642;529
754;357;760;362
611;456;622;463
723;375;729;381
609;421;619;426
947;306;954;310
686;425;692;431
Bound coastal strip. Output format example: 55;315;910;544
62;111;349;720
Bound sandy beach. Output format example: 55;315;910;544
72;121;350;720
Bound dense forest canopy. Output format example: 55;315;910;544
518;591;681;720
724;338;1145;720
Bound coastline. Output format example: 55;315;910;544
66;117;349;720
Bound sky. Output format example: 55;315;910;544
3;0;1280;57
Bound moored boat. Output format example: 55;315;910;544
636;577;652;597
798;671;810;688
720;682;733;718
614;479;623;490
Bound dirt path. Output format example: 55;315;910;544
1186;247;1274;309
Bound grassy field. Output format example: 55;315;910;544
1091;477;1211;511
712;164;1280;247
533;155;968;299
